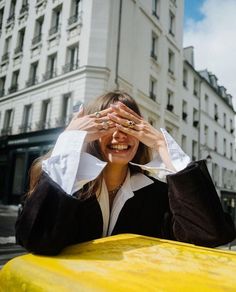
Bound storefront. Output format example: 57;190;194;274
0;128;63;204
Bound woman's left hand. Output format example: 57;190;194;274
108;102;176;170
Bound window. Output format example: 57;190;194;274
223;138;227;157
32;16;44;45
2;36;11;62
151;33;158;60
9;70;19;93
223;113;226;129
214;131;218;151
20;0;29;14
182;100;187;121
214;104;218;121
193;108;198;127
183;68;188;87
193;78;198;96
44;54;57;80
204;94;209;112
0;7;4;31
68;0;81;25
15;28;25;54
168;49;174;75
181;135;187;152
169;10;175;36
2;109;13;135
63;44;79;73
204;125;209;146
192;140;197;161
167;90;174;112
8;0;16;23
59;94;72;125
50;5;62;36
38;99;51;129
0;76;6;97
26;62;38;86
212;163;219;186
230;142;233;159
230;119;234;133
20;104;32;132
149;77;157;101
152;0;160;18
222;167;227;188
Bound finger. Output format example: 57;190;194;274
91;107;113;118
107;113;138;130
110;104;141;124
115;123;139;137
117;102;141;119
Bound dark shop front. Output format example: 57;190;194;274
0;128;63;205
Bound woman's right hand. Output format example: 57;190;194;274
66;105;116;142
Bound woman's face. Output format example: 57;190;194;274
99;129;139;165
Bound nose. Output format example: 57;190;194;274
112;129;127;140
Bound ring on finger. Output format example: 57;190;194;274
125;120;136;129
102;121;109;130
95;111;101;118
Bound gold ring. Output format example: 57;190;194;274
95;111;101;118
102;121;109;130
126;120;136;129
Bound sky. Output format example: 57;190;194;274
184;0;236;108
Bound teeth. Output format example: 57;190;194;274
110;144;128;150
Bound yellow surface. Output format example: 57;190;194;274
0;234;236;291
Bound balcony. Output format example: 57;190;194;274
150;51;157;61
183;80;187;87
8;84;18;94
43;70;56;81
6;13;15;25
26;77;38;87
35;120;51;130
18;124;32;133
182;112;187;121
68;14;79;26
152;10;159;19
169;29;175;37
62;62;79;73
166;104;174;112
214;114;219;121
193;120;199;128
56;115;73;127
14;46;23;55
230;128;234;134
193;90;198;96
1;52;9;63
32;34;42;46
20;4;29;15
49;25;59;36
0;89;5;97
1;127;12;136
168;68;174;76
149;92;156;101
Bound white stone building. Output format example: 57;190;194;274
0;0;184;203
182;47;236;223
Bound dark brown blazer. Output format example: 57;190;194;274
15;160;236;255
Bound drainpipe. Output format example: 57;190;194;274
115;0;123;89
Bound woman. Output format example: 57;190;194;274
16;91;235;255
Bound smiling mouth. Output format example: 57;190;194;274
108;144;130;150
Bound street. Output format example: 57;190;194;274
0;204;27;269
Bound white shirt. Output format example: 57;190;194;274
42;129;190;236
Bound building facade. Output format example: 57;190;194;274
182;47;236;224
0;0;184;203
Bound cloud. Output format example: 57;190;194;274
184;0;236;108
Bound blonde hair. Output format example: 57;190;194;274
28;91;151;198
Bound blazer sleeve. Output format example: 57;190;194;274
167;160;236;247
15;172;103;255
